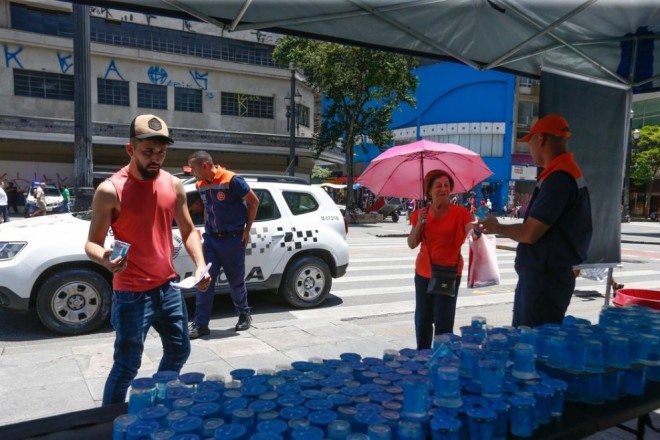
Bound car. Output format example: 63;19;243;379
0;175;349;335
24;182;65;216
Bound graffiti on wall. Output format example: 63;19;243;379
57;52;73;74
104;59;125;80
147;65;214;99
3;44;24;68
148;65;169;85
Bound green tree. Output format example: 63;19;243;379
311;165;332;183
630;125;660;216
273;37;418;209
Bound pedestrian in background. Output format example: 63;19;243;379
85;114;211;406
187;150;259;339
30;182;48;217
60;184;70;213
0;181;8;223
407;170;479;350
478;114;592;327
5;181;18;215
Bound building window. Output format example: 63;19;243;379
13;69;74;101
221;92;274;119
175;87;202;113
137;83;167;110
97;78;129;106
11;4;276;68
299;105;311;128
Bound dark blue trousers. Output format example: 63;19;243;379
513;266;575;328
194;234;249;326
414;273;461;350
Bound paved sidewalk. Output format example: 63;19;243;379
0;218;657;434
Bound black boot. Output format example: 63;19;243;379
235;311;252;331
188;322;210;339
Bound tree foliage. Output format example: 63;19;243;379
273;37;418;208
630;125;660;216
311;165;332;183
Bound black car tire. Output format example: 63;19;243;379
36;268;112;335
391;211;400;223
280;256;331;308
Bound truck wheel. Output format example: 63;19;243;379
280;256;331;308
391;211;400;223
36;268;111;335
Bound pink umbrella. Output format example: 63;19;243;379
357;139;493;199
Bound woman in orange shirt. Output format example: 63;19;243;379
407;170;478;350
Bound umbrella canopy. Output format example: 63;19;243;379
357;140;493;200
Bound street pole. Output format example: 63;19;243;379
73;4;92;189
288;68;296;177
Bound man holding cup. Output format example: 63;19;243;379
85;114;211;406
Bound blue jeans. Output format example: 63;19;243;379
513;266;575;328
102;281;190;406
0;205;8;222
194;234;249;326
414;273;461;350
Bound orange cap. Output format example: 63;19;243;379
518;113;571;143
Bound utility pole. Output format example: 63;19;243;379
73;4;92;189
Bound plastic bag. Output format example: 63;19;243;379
468;234;500;288
578;267;608;282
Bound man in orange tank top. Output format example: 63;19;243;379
85;114;211;406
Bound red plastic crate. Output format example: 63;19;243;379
613;288;660;310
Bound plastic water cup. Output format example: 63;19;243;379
128;378;157;415
488;398;509;440
466;407;497;440
565;337;588;372
126;420;160;440
170;416;203;436
624;368;646;395
327;419;352;440
546;334;568;369
397;420;423;440
203;418;225;437
113;414;138;440
214;423;248;440
512;343;536;379
459;343;480;379
583;373;605;404
111;240;131;259
433;367;462;408
508;395;535;438
153;371;180;405
585;340;605;373
429;416;461;440
292;425;324;440
173;398;195;413
603;371;622;400
149;427;175;439
401;377;430;414
607;335;630;368
479;358;505;398
179;372;205;392
528;385;553;424
256;419;288;437
367;423;392;440
542;379;568;416
518;326;537;349
138;406;170;428
165;410;188;428
471;316;487;329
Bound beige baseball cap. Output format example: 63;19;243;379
129;114;173;143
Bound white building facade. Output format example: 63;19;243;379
0;0;341;192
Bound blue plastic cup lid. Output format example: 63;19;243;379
301;389;327;400
308;409;337;425
138;405;169;420
340;353;362;362
250;432;283;440
222;397;248;414
130;377;156;390
214;423;248;440
179;372;205;385
190;402;220;418
305;399;334;411
230;368;256;380
249;399;278;413
257;419;288;434
292;425;324;440
171;416;203;433
279;405;309;421
126;420;159;435
153;371;180;384
430;416;462;432
466;407;497;421
277;394;305;407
